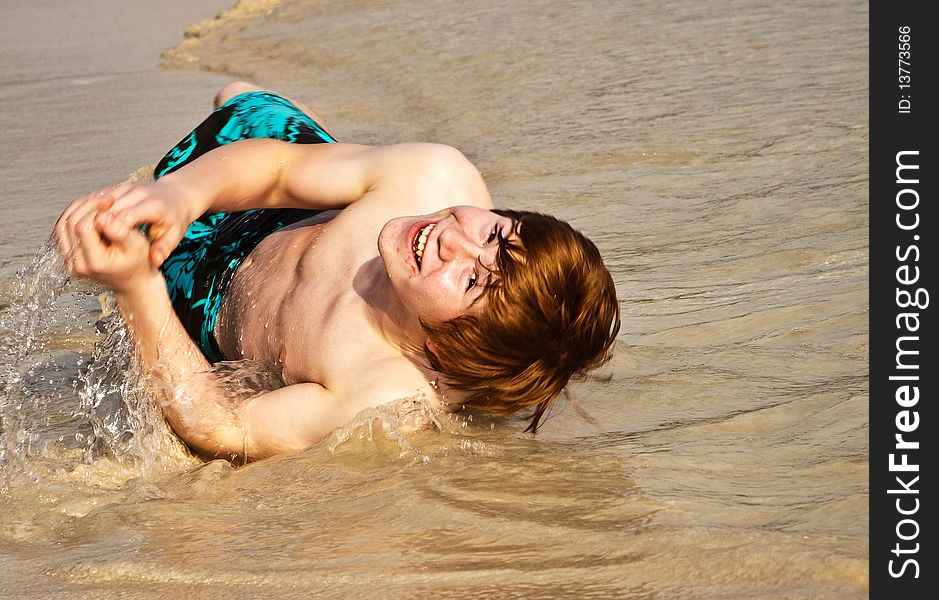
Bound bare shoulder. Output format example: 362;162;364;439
388;142;480;175
333;354;446;429
371;143;493;210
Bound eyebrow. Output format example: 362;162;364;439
494;218;520;270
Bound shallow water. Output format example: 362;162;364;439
1;0;868;597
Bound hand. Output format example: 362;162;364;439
54;189;156;293
61;180;200;268
94;179;205;268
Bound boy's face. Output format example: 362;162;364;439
378;205;516;323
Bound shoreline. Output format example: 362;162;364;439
0;0;235;281
160;0;284;73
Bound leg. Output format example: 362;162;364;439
154;85;337;179
213;81;259;108
213;81;332;135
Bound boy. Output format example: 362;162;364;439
55;82;619;462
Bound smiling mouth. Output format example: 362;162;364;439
413;223;436;269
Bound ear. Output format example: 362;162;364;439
423;337;443;371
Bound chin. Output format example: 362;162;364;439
377;219;399;261
376;220;408;283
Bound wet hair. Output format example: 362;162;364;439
424;209;620;431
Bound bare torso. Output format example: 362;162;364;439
215;198;450;423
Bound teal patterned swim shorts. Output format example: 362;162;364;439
155;91;336;362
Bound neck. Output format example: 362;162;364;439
355;257;426;354
354;258;464;414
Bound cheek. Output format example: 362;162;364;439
405;276;464;321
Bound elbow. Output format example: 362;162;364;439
176;422;309;464
164;413;247;462
157;394;251;463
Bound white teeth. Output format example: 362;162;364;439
413;223;435;265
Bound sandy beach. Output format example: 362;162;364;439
0;0;234;281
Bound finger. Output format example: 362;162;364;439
106;184;154;214
97;209;152;254
65;252;86;277
149;227;180;267
75;211;108;272
63;217;95;278
71;195;113;227
55;225;79;268
122;223;153;255
108;193;171;233
114;205;183;268
57;185;125;227
95;185;161;241
90;183;133;209
53;212;76;257
61;193;114;238
105;182;134;200
55;194;94;236
55;185;128;266
61;203;111;265
55;197;97;263
95;208;134;243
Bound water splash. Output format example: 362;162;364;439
209;358;287;397
321;393;455;464
72;305;193;476
0;243;71;484
0;243;193;496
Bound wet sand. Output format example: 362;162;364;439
0;0;234;281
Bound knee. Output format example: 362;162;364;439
214;81;264;109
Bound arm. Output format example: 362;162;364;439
156;139;378;214
116;272;342;461
99;141;483;266
57;197;342;461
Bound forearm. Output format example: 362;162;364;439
103;141;473;269
113;273;250;459
155;139;283;218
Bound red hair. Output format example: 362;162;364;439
425;209;620;431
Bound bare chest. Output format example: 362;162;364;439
216;219;381;386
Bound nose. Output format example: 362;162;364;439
436;224;478;262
